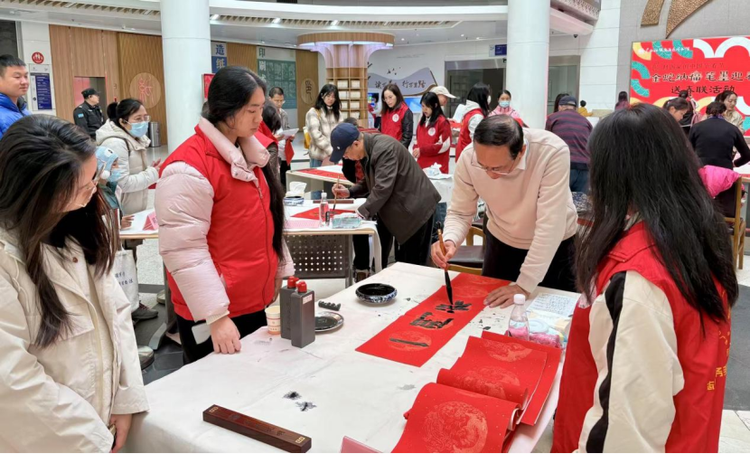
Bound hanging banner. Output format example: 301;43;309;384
211;42;228;74
368;67;437;97
630;36;750;133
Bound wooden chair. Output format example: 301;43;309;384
725;178;746;269
447;226;485;276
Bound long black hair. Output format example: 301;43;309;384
381;83;406;115
0;115;118;347
204;66;285;259
466;83;491;117
419;92;445;127
262;98;282;133
716;90;737;104
107;98;143;132
314;84;341;122
578;103;737;322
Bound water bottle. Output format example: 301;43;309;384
319;192;329;227
508;294;530;341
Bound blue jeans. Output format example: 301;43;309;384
310;159;323;200
570;168;589;194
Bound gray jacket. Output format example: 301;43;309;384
351;133;441;243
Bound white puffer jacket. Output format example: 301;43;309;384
96;121;158;215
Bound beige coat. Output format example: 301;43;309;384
305;107;343;161
0;228;148;452
96;121;158;215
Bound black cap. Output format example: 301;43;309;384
330;122;360;164
82;88;99;98
559;95;577;107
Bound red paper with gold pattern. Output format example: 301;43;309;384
355;273;508;367
292;208;349;220
481;330;562;425
392;383;519;453
298;168;343;179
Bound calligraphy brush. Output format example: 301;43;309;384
437;229;454;313
332;177;340;213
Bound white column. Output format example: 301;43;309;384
161;0;211;153
506;0;550;128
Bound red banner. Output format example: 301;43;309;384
630;36;750;133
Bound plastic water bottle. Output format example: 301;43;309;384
508;294;530;341
319;192;329;227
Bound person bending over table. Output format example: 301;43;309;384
331;122;441;267
156;66;294;364
432;115;578;308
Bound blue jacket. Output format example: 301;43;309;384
0;94;31;138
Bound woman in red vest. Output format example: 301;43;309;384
379;83;413;149
413;91;451;171
455;82;490;162
155;66;294;363
554;103;737;453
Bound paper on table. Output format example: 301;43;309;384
292;208;350;220
392;383;519;453
436;367;529;410
285;218;322;230
528;293;578;317
282;128;299;139
120;209;157;236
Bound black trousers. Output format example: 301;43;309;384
280;160;290;187
482;232;577;292
176;310;267;364
377;213;435;268
353;234;371;270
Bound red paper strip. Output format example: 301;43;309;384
298;168;343;180
392;383;519;453
356;273;508;367
437;367;529;409
481;331;562;426
143;211;158;231
292;208;349;220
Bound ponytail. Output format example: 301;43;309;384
107;98;144;131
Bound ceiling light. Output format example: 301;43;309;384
401;38;405;41
331;20;339;26
461;34;465;37
261;40;265;44
383;21;389;26
272;17;281;24
210;14;219;20
476;37;481;40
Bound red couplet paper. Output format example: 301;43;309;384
292;208;349;220
436;368;529;410
392;383;519;453
298;168;343;179
481;331;562;426
356;273;508;367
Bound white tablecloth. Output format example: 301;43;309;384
126;263;576;453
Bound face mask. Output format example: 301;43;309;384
128;121;149;138
499;101;510;108
487;96;492;105
100;169;111;181
108;170;124;182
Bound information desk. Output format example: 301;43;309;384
125;263;577;453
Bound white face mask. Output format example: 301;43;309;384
487;96;492;105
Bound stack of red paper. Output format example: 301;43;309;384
392;331;562;453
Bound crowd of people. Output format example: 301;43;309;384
0;51;743;452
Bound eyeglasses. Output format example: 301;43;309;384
126;115;151;124
471;151;517;175
78;163;104;198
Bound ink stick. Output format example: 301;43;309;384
290;281;315;348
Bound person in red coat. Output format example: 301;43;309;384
553;103;737;453
379;83;413;149
413;91;451;172
455;82;490;162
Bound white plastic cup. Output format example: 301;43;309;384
265;305;281;335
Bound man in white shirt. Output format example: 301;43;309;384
432;115;578;307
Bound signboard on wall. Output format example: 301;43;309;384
29;64;52;111
368;67;437;97
630;36;750;133
257;59;297;109
211;42;228;74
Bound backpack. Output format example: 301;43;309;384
304;109;321;150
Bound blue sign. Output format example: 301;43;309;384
211;56;227;74
33;73;52;110
494;44;508;56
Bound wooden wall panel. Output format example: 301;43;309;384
49;26;120;123
295;49;319;127
227;42;257;72
117;33;168;144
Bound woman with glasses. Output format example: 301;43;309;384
432;115;578;308
0;115;148;452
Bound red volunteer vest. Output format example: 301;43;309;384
456;108;484;162
553;222;730;453
416;116;450;171
161;126;278;321
380;102;410;143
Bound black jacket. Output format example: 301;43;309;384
73;102;105;139
689;117;750;169
349;133;440;243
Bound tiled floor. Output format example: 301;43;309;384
130;173;750;452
